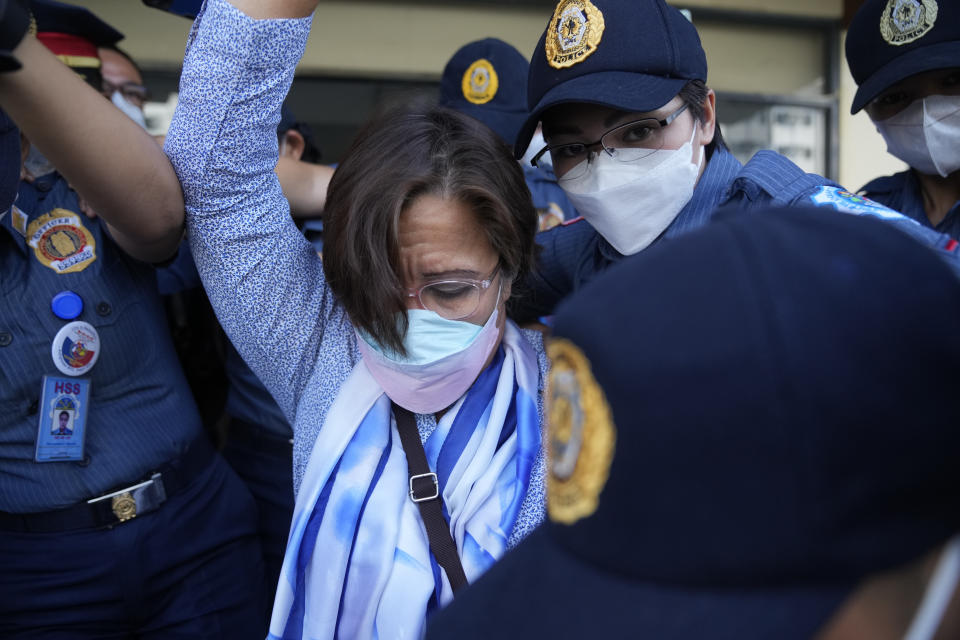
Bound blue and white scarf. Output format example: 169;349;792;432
269;321;541;640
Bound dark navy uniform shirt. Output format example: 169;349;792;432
0;176;203;512
157;228;293;439
860;170;960;240
511;148;960;322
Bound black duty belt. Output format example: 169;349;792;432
0;436;215;533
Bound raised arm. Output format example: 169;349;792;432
0;35;184;262
165;0;346;421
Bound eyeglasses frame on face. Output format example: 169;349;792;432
101;79;150;107
404;263;502;321
530;102;691;170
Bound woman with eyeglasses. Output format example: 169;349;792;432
509;0;960;323
164;0;544;638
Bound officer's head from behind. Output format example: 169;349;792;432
427;203;960;640
517;0;723;256
846;0;960;179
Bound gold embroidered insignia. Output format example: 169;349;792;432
545;0;605;70
462;58;499;105
546;338;616;525
26;209;97;274
880;0;938;46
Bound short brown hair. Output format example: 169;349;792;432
323;102;538;355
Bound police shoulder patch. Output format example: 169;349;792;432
546;337;616;525
880;0;937;46
462;58;499;105
26;208;97;274
545;0;604;70
809;186;908;222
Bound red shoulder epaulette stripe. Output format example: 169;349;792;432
560;216;585;227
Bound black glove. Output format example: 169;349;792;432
0;0;31;72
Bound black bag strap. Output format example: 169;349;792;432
392;403;469;593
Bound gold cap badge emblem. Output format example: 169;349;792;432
880;0;938;46
462;58;499;105
545;0;605;70
546;338;616;525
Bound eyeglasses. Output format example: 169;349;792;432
405;264;502;321
531;102;690;181
101;80;149;108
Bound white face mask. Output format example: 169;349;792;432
111;91;148;130
23;145;56;180
903;534;960;640
521;128;550;169
874;95;960;178
560;126;704;256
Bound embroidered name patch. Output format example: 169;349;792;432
545;338;616;525
26;208;97;274
880;0;937;46
462;58;499;105
545;0;605;70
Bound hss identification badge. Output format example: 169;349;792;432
35;376;90;462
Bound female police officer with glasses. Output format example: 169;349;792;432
509;0;960;323
165;0;548;638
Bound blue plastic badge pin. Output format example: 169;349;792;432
51;291;84;320
51;320;100;376
35;375;90;462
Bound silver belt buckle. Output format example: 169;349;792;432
409;472;439;503
87;473;166;523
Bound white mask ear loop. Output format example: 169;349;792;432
904;535;960;640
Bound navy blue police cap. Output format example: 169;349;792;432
32;0;123;89
515;0;707;157
439;38;530;146
847;0;960;114
427;205;960;639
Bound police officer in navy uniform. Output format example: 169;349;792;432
439;37;578;231
427;204;960;639
846;0;960;240
509;0;960;323
0;2;265;637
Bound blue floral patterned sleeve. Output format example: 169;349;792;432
165;0;343;424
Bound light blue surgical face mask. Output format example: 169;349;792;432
362;309;484;365
356;306;503;413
